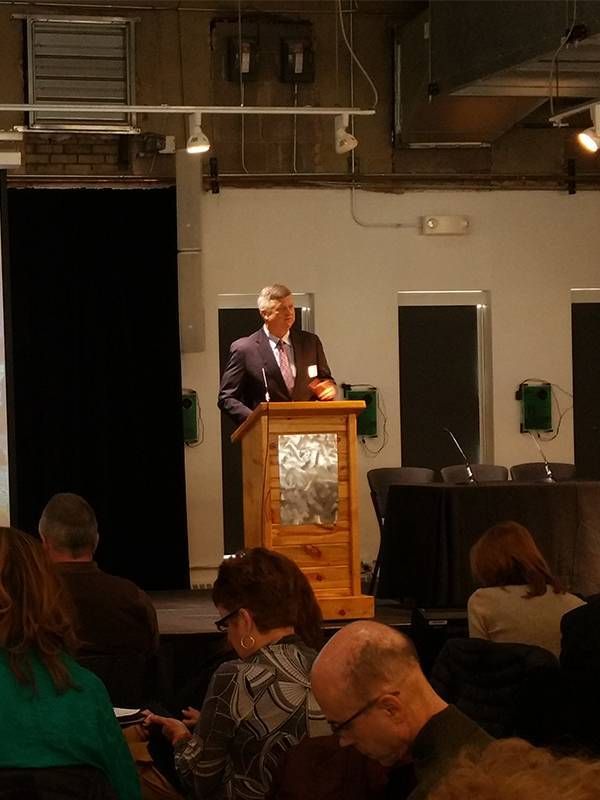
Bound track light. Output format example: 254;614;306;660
186;112;210;154
334;113;358;154
579;128;600;153
577;104;600;153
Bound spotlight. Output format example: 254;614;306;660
186;112;210;154
577;104;600;153
334;113;358;154
578;128;600;153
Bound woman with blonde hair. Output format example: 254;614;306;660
0;526;140;798
468;520;585;656
428;737;600;800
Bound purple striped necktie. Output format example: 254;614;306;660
277;339;295;394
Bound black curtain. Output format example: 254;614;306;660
572;303;600;479
399;305;480;472
4;187;188;589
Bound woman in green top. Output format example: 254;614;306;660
0;526;140;800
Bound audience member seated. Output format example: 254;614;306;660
467;520;585;657
267;733;405;800
430;637;561;744
144;548;330;800
311;621;492;800
560;595;600;754
39;493;159;704
0;526;140;800
427;737;600;800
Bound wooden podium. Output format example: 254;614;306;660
231;401;374;620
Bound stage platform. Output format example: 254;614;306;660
149;591;467;699
150;590;413;636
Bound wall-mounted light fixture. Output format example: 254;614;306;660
186;113;210;154
334;113;358;154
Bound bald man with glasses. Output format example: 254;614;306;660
311;621;492;800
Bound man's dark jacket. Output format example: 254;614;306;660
430;637;561;744
218;327;333;425
560;598;600;752
57;561;159;656
409;705;493;800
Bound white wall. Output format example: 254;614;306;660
181;187;600;587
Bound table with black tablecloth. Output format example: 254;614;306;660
377;481;600;607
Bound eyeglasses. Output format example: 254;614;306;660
214;608;240;632
328;691;400;736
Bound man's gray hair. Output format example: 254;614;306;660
39;492;99;556
257;284;292;314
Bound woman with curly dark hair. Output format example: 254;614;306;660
0;526;140;799
145;547;329;800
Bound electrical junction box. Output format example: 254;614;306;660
182;389;198;444
280;38;315;83
421;215;469;235
227;37;259;82
159;135;176;154
519;382;552;432
343;385;378;438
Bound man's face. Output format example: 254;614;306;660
313;680;411;766
261;294;295;337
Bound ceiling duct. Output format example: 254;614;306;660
395;1;600;146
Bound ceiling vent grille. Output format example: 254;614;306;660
26;16;136;132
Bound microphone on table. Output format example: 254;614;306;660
443;427;478;485
261;367;271;403
527;431;555;482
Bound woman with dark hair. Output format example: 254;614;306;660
0;526;140;799
468;521;585;656
145;547;330;800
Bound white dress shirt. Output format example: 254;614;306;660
263;325;297;378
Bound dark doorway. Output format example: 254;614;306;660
4;187;188;589
218;306;303;554
572;302;600;479
399;305;480;473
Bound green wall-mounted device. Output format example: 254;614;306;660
342;384;378;438
519;382;552;432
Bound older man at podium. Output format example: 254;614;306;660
218;284;336;425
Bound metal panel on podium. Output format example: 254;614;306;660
231;401;374;620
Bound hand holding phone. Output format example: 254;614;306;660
309;378;337;401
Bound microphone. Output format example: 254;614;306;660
527;431;554;482
443;427;477;485
261;367;270;403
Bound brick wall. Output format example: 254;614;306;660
23;133;128;175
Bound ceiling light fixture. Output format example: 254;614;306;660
334;113;358;154
186;112;210;154
549;99;600;153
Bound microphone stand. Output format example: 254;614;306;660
527;431;555;482
443;428;477;484
261;367;271;403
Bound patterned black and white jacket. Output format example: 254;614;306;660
174;635;330;800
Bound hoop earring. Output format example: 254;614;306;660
240;634;256;650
